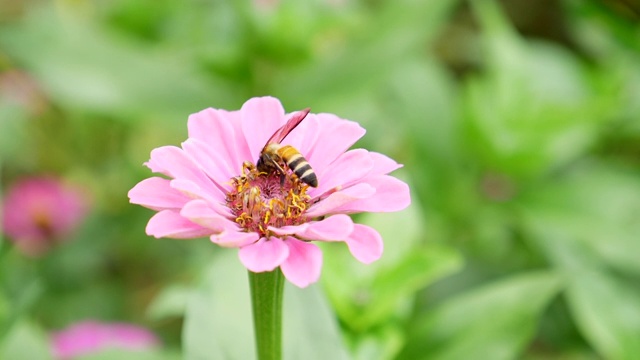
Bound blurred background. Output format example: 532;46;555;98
1;0;640;359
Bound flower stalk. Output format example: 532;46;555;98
249;269;285;360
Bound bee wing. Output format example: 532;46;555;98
265;108;311;145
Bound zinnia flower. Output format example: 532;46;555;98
128;97;410;287
2;177;87;256
51;321;159;359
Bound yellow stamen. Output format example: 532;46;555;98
226;162;311;237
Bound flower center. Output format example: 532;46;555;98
226;162;311;237
32;208;55;238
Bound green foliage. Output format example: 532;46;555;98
1;0;640;358
398;271;562;360
0;320;51;360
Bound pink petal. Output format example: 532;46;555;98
182;138;237;188
333;175;411;213
146;210;212;239
271;214;354;241
301;214;354;241
311;149;374;197
128;177;190;211
280;238;322;288
2;177;87;251
369;152;403;176
305;183;376;218
180;199;238;233
302;114;366;175
238;236;289;272
169;179;227;212
269;223;309;236
211;231;260;248
143;156;165;175
226;110;254;166
145;146;224;198
187;107;242;167
51;321;159;359
241;97;286;160
345;224;383;264
169;178;201;198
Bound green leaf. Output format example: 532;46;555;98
76;349;181;360
146;285;190;321
386;58;458;156
351;327;404;360
323;204;462;331
0;251;43;339
282;283;350;360
0;5;236;123
398;271;562;360
463;0;605;178
527;218;640;360
566;269;640;360
0;320;52;360
182;252;254;360
183;251;350;360
272;0;460;109
0;293;8;327
338;247;461;332
519;163;640;275
0;101;30;160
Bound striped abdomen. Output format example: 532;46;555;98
277;145;318;187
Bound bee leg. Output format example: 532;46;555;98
268;160;288;187
271;159;287;176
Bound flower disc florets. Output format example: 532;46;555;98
227;162;311;237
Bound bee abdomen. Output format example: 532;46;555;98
294;162;318;188
280;146;318;187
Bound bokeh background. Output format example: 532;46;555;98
2;0;640;359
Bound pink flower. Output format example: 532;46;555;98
51;321;160;359
2;177;87;256
128;97;410;287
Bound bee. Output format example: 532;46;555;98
256;108;318;187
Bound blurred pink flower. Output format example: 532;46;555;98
2;177;87;256
129;96;410;287
51;321;160;359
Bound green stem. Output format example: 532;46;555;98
249;269;285;360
